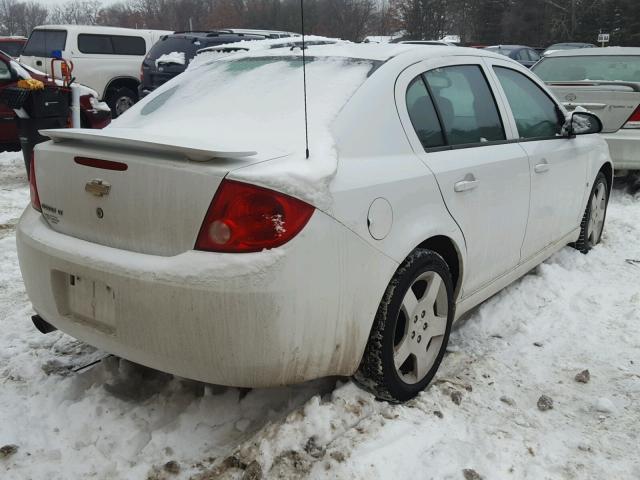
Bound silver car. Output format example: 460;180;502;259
532;47;640;173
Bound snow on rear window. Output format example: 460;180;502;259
115;55;372;156
112;54;373;206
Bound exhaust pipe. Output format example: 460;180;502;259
32;315;57;334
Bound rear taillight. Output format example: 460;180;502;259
623;105;640;129
195;180;314;253
29;154;41;212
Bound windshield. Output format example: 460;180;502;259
533;55;640;82
22;30;67;57
115;55;374;155
1;41;24;57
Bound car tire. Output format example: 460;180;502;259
355;249;454;403
105;86;137;118
574;172;609;253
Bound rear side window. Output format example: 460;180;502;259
112;36;146;55
494;67;563;139
22;30;67;57
424;65;505;146
78;34;146;55
406;77;446;149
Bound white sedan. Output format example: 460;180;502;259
17;44;612;402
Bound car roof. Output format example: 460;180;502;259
163;31;265;40
545;46;640;57
486;45;529;50
221;42;511;65
196;35;344;55
33;25;172;35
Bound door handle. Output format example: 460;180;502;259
454;174;478;193
534;159;550;174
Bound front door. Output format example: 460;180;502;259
397;57;531;297
488;60;588;259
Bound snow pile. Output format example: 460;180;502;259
113;53;373;208
155;51;186;67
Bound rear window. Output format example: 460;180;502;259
78;34;146;55
117;55;375;154
145;36;250;67
533;55;640;82
22;30;67;57
1;40;25;57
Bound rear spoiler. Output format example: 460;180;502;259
39;128;257;162
546;81;640;92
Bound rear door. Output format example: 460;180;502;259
532;54;640;132
488;58;589;259
396;56;531;296
19;29;68;75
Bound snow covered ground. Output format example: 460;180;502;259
1;150;639;479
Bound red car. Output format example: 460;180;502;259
0;36;26;59
0;50;111;153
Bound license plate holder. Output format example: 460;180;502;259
66;274;116;332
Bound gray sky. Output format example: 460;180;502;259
37;0;115;6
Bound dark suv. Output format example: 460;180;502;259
139;31;265;97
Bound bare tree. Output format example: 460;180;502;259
49;0;102;25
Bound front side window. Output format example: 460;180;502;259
424;65;505;146
22;30;67;57
406;76;445;149
494;67;563;139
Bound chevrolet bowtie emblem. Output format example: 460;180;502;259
85;179;111;197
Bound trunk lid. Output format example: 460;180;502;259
34;128;285;256
546;81;640;133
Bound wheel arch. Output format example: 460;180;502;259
103;76;140;100
414;235;464;301
599;161;613;192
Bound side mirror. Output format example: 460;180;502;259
567;111;603;136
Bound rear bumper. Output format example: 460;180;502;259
602;129;640;170
17;207;396;387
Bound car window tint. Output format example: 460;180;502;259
494;67;563;139
529;49;540;61
78;34;113;54
111;36;146;55
516;50;528;61
424;65;505;145
406;76;446;149
2;41;24;57
22;30;67;57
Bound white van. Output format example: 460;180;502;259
20;25;171;116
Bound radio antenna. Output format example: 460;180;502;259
300;0;310;159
